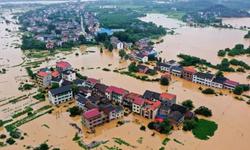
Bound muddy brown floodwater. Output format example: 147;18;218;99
1;10;250;150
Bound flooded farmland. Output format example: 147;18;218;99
0;7;250;150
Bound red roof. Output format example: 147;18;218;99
184;68;196;73
105;86;127;95
86;78;98;84
144;100;161;110
161;74;170;78
57;61;70;68
133;98;145;105
37;71;48;77
83;109;100;119
153;117;164;123
225;79;239;86
61;37;68;41
51;71;59;77
160;93;175;100
46;42;54;46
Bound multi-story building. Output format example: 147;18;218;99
132;98;145;114
224;79;239;90
93;83;109;97
76;93;88;110
170;66;183;77
133;53;148;63
142;90;161;102
102;104;116;120
82;109;103;129
141;100;161;119
84;78;99;89
37;71;52;88
48;85;73;105
159;92;176;106
168;111;184;126
123;92;141;107
56;61;71;72
61;70;76;81
115;106;124;119
156;62;172;72
192;72;214;86
183;68;196;81
105;86;129;103
211;77;227;89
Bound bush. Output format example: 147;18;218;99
160;77;169;86
217;50;226;57
233;85;244;95
0;134;6;139
73;133;80;141
202;88;215;94
140;125;146;131
198;87;203;91
102;68;111;71
75;53;79;56
182;120;197;131
6;138;15;145
194;106;212;117
236;68;245;73
69;106;82;117
148;121;155;129
182;100;195;110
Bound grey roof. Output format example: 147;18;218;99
212;77;227;84
115;106;124;112
51;77;61;82
49;85;71;96
157;62;171;68
160;105;170;111
152;92;160;100
171;104;188;114
168;111;183;122
85;102;98;110
62;69;75;75
171;66;183;71
74;79;85;85
76;94;88;104
137;65;148;70
40;68;50;72
168;60;176;64
61;80;72;86
88;96;100;103
141;46;154;52
105;104;115;112
195;72;214;80
136;53;146;58
142;90;160;100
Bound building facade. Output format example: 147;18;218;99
192;72;214;86
183;68;196;81
48;85;73;105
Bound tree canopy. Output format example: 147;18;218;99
182;100;195;110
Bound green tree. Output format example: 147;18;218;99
202;88;215;94
215;71;225;78
0;134;6;139
182;100;195;110
55;29;61;35
140;125;146;131
108;44;113;52
128;62;137;72
70;84;78;93
235;44;244;49
244;34;249;38
79;35;86;44
150;70;156;76
182;120;197;131
104;40;110;49
119;49;126;59
148;41;155;46
159;118;171;134
47;24;56;31
0;120;3;127
51;83;59;89
194;106;212;117
124;54;129;60
217;50;226;57
230;59;238;65
148;121;155;129
6;138;15;145
233;85;244;95
100;47;103;53
220;58;230;68
69;106;82;117
160;77;169;86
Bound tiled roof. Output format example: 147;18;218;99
212;77;227;84
168;111;183;122
83;109;100;119
161;74;170;78
156;62;171;68
144;100;161;110
74;79;85;85
171;66;183;71
125;92;141;100
76;94;88;104
115;106;124;112
51;71;60;77
137;65;148;70
49;85;71;96
133;98;145;105
160;105;170;111
106;86;127;95
94;83;109;93
184;68;196;73
86;78;99;84
37;71;48;77
85;102;98;110
171;104;188;114
160;93;175;100
225;79;239;86
57;61;70;68
195;72;214;80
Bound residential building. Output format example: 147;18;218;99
46;42;54;49
61;70;76;81
105;86;129;103
37;71;52;88
142;90;161;102
192;72;214;86
183;68;196;81
159;92;177;106
82;109;103;129
51;71;60;78
85;78;99;89
170;66;183;77
93;83;109;97
48;85;73;105
123;92;141;107
140;46;157;56
83;102;99;112
158;104;171;116
224;79;239;90
56;61;71;72
74;79;85;86
102;104;116;120
133;98;145;114
78;86;92;97
171;104;188;114
114;40;123;49
141;100;161;119
133;53;148;63
156;62;172;72
168;111;184;126
115;106;124;119
211;77;227;89
76;93;88;110
137;65;149;73
167;60;180;67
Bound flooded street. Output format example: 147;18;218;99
0;8;250;150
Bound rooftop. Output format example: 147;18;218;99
212;77;227;84
94;83;109;93
171;104;188;114
195;72;214;80
137;65;148;70
184;67;196;73
83;109;100;119
85;102;98;110
160;93;176;100
133;98;145;105
49;85;71;96
57;61;70;68
74;79;85;85
171;66;183;71
51;71;60;77
168;111;183;122
106;86;127;95
225;79;239;86
156;62;171;68
37;71;48;77
115;106;124;112
125;92;141;100
86;78;99;85
76;94;88;104
144;100;161;110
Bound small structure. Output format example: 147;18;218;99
102;104;116;120
51;71;60;78
61;70;76;81
140;46;157;56
46;42;54;49
133;53;148;63
183;68;196;81
141;100;161;119
156;62;172;72
211;77;227;89
170;66;183;77
168;111;184;126
158;104;171;116
115;106;124;119
56;61;71;72
123;92;141;107
48;85;73;105
37;71;52;88
137;65;149;73
82;109;102;129
224;79;239;90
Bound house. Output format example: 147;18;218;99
167;60;180;67
183;68;196;81
78;86;92;97
123;42;133;49
123;92;141;107
184;110;195;120
168;111;185;126
114;40;123;49
140;46;157;56
141;100;161;119
133;53;148;63
211;77;227;89
74;79;85;86
171;104;188;114
156;62;172;72
51;71;60;78
159;92;176;107
82;109;103;129
83;102;99;112
224;79;239;90
132;98;145;114
48;85;73;105
85;78;99;89
170;66;183;77
158;104;171;116
76;93;88;110
37;71;52;88
192;72;214;86
87;95;100;104
142;90;161;102
137;65;149;73
46;42;54;49
115;106;124;119
139;37;150;44
61;70;76;81
161;74;171;82
102;104;116;120
93;83;109;97
105;86;129;103
56;61;71;72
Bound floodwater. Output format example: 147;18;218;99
1;11;250;150
222;17;250;28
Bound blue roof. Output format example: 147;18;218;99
95;29;113;35
156;114;167;119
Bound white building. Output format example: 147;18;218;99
156;62;172;72
76;94;88;110
115;41;123;49
115;106;124;119
133;53;148;63
192;72;214;86
48;85;73;105
61;70;76;81
211;77;227;89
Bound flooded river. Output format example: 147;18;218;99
1;9;250;150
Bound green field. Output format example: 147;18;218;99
192;119;218;140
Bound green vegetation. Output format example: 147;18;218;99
244;31;250;38
215;71;225;78
160;77;169;86
148;121;155;129
76;72;88;80
182;100;195;110
136;137;143;144
33;143;49;150
236;68;245;73
0;134;6;139
192;119;218;140
6;138;16;145
202;88;215;94
183;120;197;131
128;62;138;72
159;147;165;150
78;141;87;150
26;67;36;79
217;50;226;57
73;133;80;141
69;106;82;117
119;49;126;59
159;118;172;134
173;139;184;145
114;138;130;147
103;68;111;72
229;59;250;70
162;138;170;145
233;84;250;95
51;82;59;89
33;93;45;101
42;124;50;129
194;106;212;117
243;95;250;99
234;96;244;101
227;44;250;58
12;107;33;118
120;71;160;82
140;125;146;131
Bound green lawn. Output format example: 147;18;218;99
164;11;185;20
192;119;218;140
